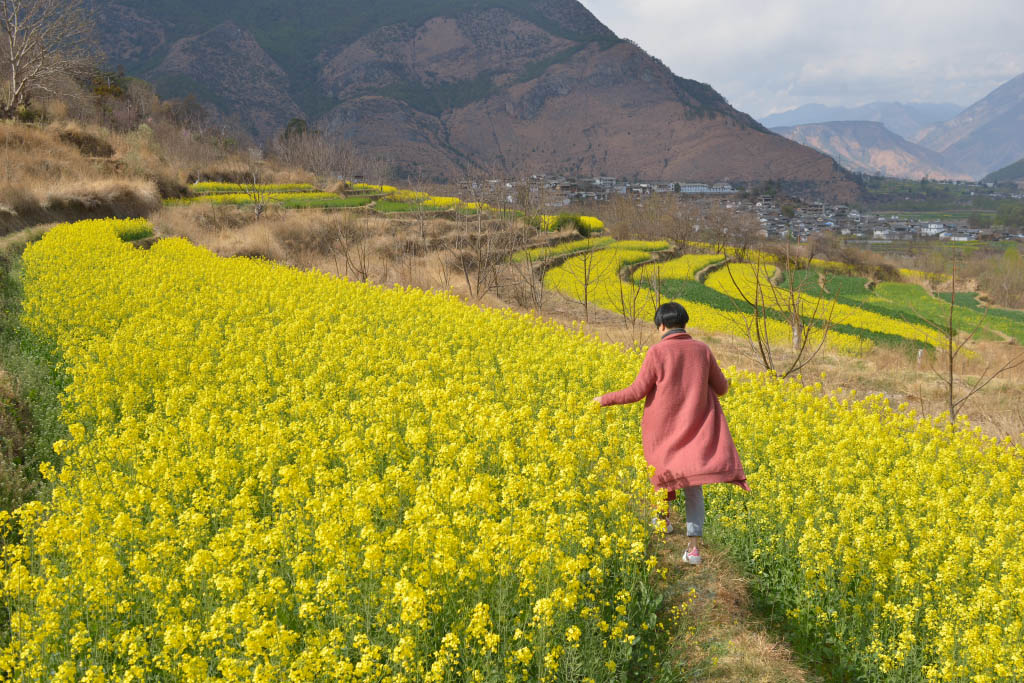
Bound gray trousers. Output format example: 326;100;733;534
682;485;705;537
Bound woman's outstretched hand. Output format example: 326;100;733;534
592;396;603;405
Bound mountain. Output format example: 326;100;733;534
761;102;963;141
95;0;858;198
913;73;1024;179
982;157;1024;185
772;121;971;181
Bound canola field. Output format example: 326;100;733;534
543;245;870;355
537;238;1024;352
2;220;661;681
4;220;1024;681
716;376;1024;681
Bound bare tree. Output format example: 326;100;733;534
506;233;548;312
667;199;699;249
272;126;357;186
725;245;836;378
924;262;1024;422
361;153;392;192
637;261;664;314
329;215;375;283
0;0;95;117
563;238;608;323
243;149;269;221
616;259;655;349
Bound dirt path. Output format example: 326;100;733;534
620;247;681;282
653;512;821;682
695;257;731;284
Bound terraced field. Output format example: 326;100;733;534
543;244;862;353
536;240;1024;354
705;265;946;349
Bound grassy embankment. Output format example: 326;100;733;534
0;228;68;519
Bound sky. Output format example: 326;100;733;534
579;0;1024;120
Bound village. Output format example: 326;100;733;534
466;173;1024;244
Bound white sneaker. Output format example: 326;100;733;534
683;546;702;565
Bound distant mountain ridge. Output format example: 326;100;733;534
761;102;963;141
772;121;971;181
94;0;858;198
762;74;1024;180
913;73;1024;178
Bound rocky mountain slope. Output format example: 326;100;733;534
95;0;858;198
914;73;1024;179
773;121;971;180
761;101;962;141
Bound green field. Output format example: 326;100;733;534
777;268;1024;343
280;195;372;209
374;201;416;213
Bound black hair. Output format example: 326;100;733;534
654;302;689;329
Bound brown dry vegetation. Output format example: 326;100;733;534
153;203;566;305
0;121;162;233
0;110;318;234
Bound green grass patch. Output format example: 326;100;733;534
936;292;1024;341
873;282;1012;341
374;201;416;213
280;196;372;209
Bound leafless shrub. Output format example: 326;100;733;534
242;149;269;221
726;246;836;378
560;238;607;323
922;262;1024;422
270;127;357;186
616;259;654;349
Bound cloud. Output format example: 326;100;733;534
579;0;1024;118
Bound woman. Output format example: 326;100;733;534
594;302;748;565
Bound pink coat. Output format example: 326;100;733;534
600;332;749;491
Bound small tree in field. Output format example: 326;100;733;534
924;262;1024;422
616;260;655;349
243;149;269;221
0;0;95;118
565;240;606;323
726;245;836;378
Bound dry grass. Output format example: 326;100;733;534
0;121;99;186
0;178;162;235
53;122;115;158
184;160;316;186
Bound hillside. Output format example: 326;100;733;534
914;72;1024;178
772;121;971;180
95;0;859;198
761;101;962;140
982;156;1024;185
